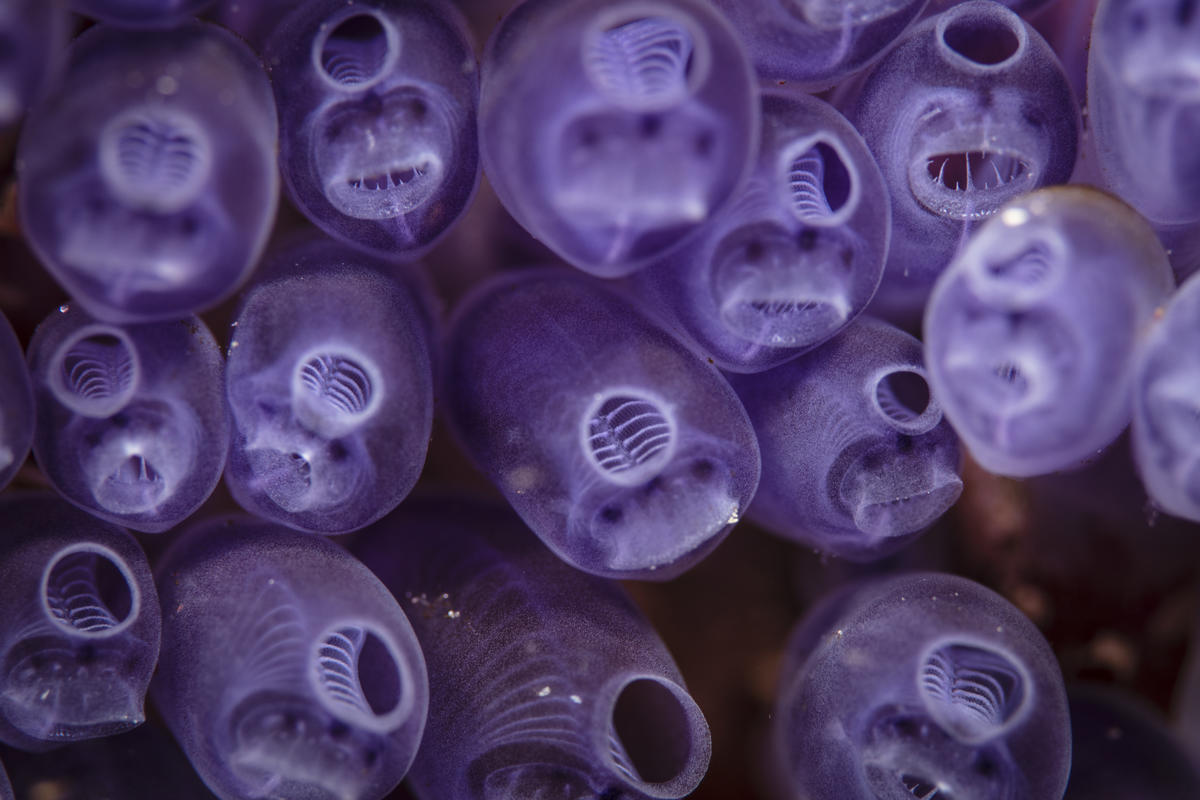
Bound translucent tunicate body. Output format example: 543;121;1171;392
710;0;928;90
69;0;215;27
849;0;1078;318
0;0;68;128
729;317;962;561
479;0;759;276
0;311;34;492
775;573;1070;800
17;23;278;323
925;186;1174;477
27;305;229;533
0;495;160;752
1088;0;1200;226
153;517;429;800
633;89;890;373
1132;269;1200;522
353;498;712;800
224;240;434;534
444;270;761;580
264;0;480;259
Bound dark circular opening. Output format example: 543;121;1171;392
317;627;402;718
357;630;402;716
61;333;135;404
942;14;1020;66
611;679;692;785
45;549;134;634
877;370;932;424
788;140;852;221
320;14;391;88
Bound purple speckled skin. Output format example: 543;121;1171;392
0;0;67;128
0;312;33;492
849;0;1078;319
1088;0;1200;227
925;186;1174;477
775;573;1070;800
69;0;215;27
729;317;962;561
224;240;434;534
352;498;712;800
1133;269;1200;523
17;22;278;323
444;270;760;580
152;517;429;800
711;0;928;90
0;495;160;752
633;89;890;373
265;0;480;260
479;0;759;277
27;306;230;534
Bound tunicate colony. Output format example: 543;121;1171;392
0;0;1198;798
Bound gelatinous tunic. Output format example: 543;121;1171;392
153;518;429;800
0;311;34;492
925;186;1174;477
27;305;229;533
775;573;1070;800
480;0;759;276
18;22;278;323
353;498;712;800
0;495;160;752
730;317;962;561
444;270;760;580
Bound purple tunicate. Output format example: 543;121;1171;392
849;0;1079;319
27;305;229;533
729;317;962;561
1088;0;1200;227
444;269;760;580
632;89;890;373
0;311;33;492
925;186;1174;477
0;495;160;752
17;22;278;323
711;0;929;90
775;572;1070;800
224;240;434;534
352;498;712;800
69;0;216;27
479;0;759;276
264;0;480;259
1132;269;1200;522
153;517;429;800
0;0;68;128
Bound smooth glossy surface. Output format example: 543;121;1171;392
354;498;712;800
224;240;434;534
926;186;1174;477
153;517;429;800
730;317;962;561
27;305;229;533
480;0;759;276
265;0;480;259
0;495;160;752
775;573;1070;800
18;23;278;323
1089;0;1200;226
634;89;890;373
850;0;1078;318
0;311;33;492
444;270;760;580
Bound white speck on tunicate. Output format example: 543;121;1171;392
536;686;551;697
447;610;460;619
569;695;582;704
1001;207;1029;226
58;304;69;313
